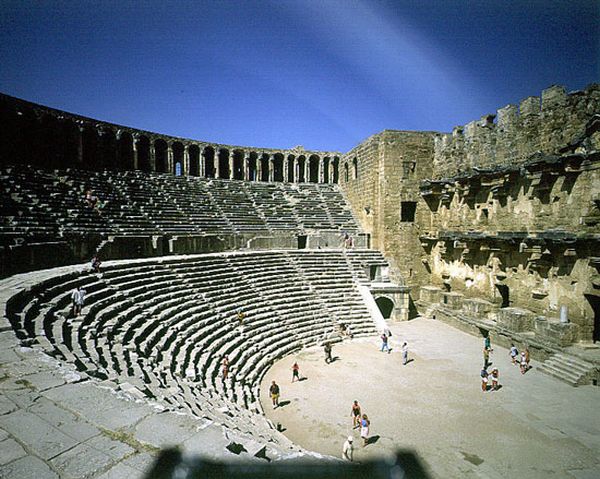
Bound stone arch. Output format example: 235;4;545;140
297;155;306;183
58;119;81;167
136;135;151;172
247;152;258;181
232;149;244;180
260;153;270;182
309;154;320;183
375;296;395;319
172;142;184;176
287;155;295;182
353;157;358;180
100;129;117;170
35;115;61;168
323;157;330;184
203;146;215;178
344;162;349;183
154;138;168;173
332;156;340;184
218;148;230;179
273;153;284;182
188;144;200;176
82;126;100;170
118;131;134;170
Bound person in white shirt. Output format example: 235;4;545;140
342;436;354;461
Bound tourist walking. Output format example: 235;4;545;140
401;342;409;365
520;352;528;374
91;255;101;274
360;414;370;446
481;368;489;392
509;344;519;365
269;380;280;409
483;347;491;369
222;355;229;379
71;286;86;317
342;436;354;462
291;362;300;382
524;347;531;369
490;367;499;390
350;400;361;429
380;333;390;354
324;342;333;364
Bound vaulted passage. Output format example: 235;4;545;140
375;296;394;319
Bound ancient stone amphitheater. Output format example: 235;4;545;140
0;85;599;478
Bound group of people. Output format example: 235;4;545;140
84;189;107;212
379;329;409;365
480;337;532;391
510;343;531;374
343;400;371;461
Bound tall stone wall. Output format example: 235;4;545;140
341;130;435;288
341;84;600;344
433;84;600;179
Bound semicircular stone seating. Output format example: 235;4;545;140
5;249;387;444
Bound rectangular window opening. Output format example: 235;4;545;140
400;201;417;222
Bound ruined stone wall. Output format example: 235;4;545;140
433;84;600;179
419;84;600;343
340;133;382;246
341;131;435;287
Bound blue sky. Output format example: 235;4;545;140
0;0;598;152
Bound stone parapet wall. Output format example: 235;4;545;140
432;84;600;179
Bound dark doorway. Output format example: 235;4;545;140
496;284;510;308
375;297;394;319
298;235;307;249
585;294;600;343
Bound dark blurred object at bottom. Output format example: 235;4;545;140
145;448;431;479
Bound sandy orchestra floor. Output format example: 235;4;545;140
261;318;600;478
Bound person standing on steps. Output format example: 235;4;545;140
71;286;86;317
342;436;354;461
222;355;229;379
269;380;280;409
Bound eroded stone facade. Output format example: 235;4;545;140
341;84;600;348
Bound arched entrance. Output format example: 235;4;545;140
375;296;395;319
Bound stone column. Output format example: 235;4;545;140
256;156;262;181
149;143;156;172
76;127;84;165
228;151;234;180
214;150;220;179
318;158;323;183
183;145;190;176
199;147;205;178
167;145;174;174
304;159;309;183
283;156;289;183
268;157;274;182
132;137;138;170
244;154;250;181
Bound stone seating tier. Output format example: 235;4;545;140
6;250;383;436
0;165;361;248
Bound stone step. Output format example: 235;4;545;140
538;353;596;386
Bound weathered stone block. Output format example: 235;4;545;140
496;307;535;332
442;291;464;310
534;317;580;346
419;285;441;304
463;298;493;317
